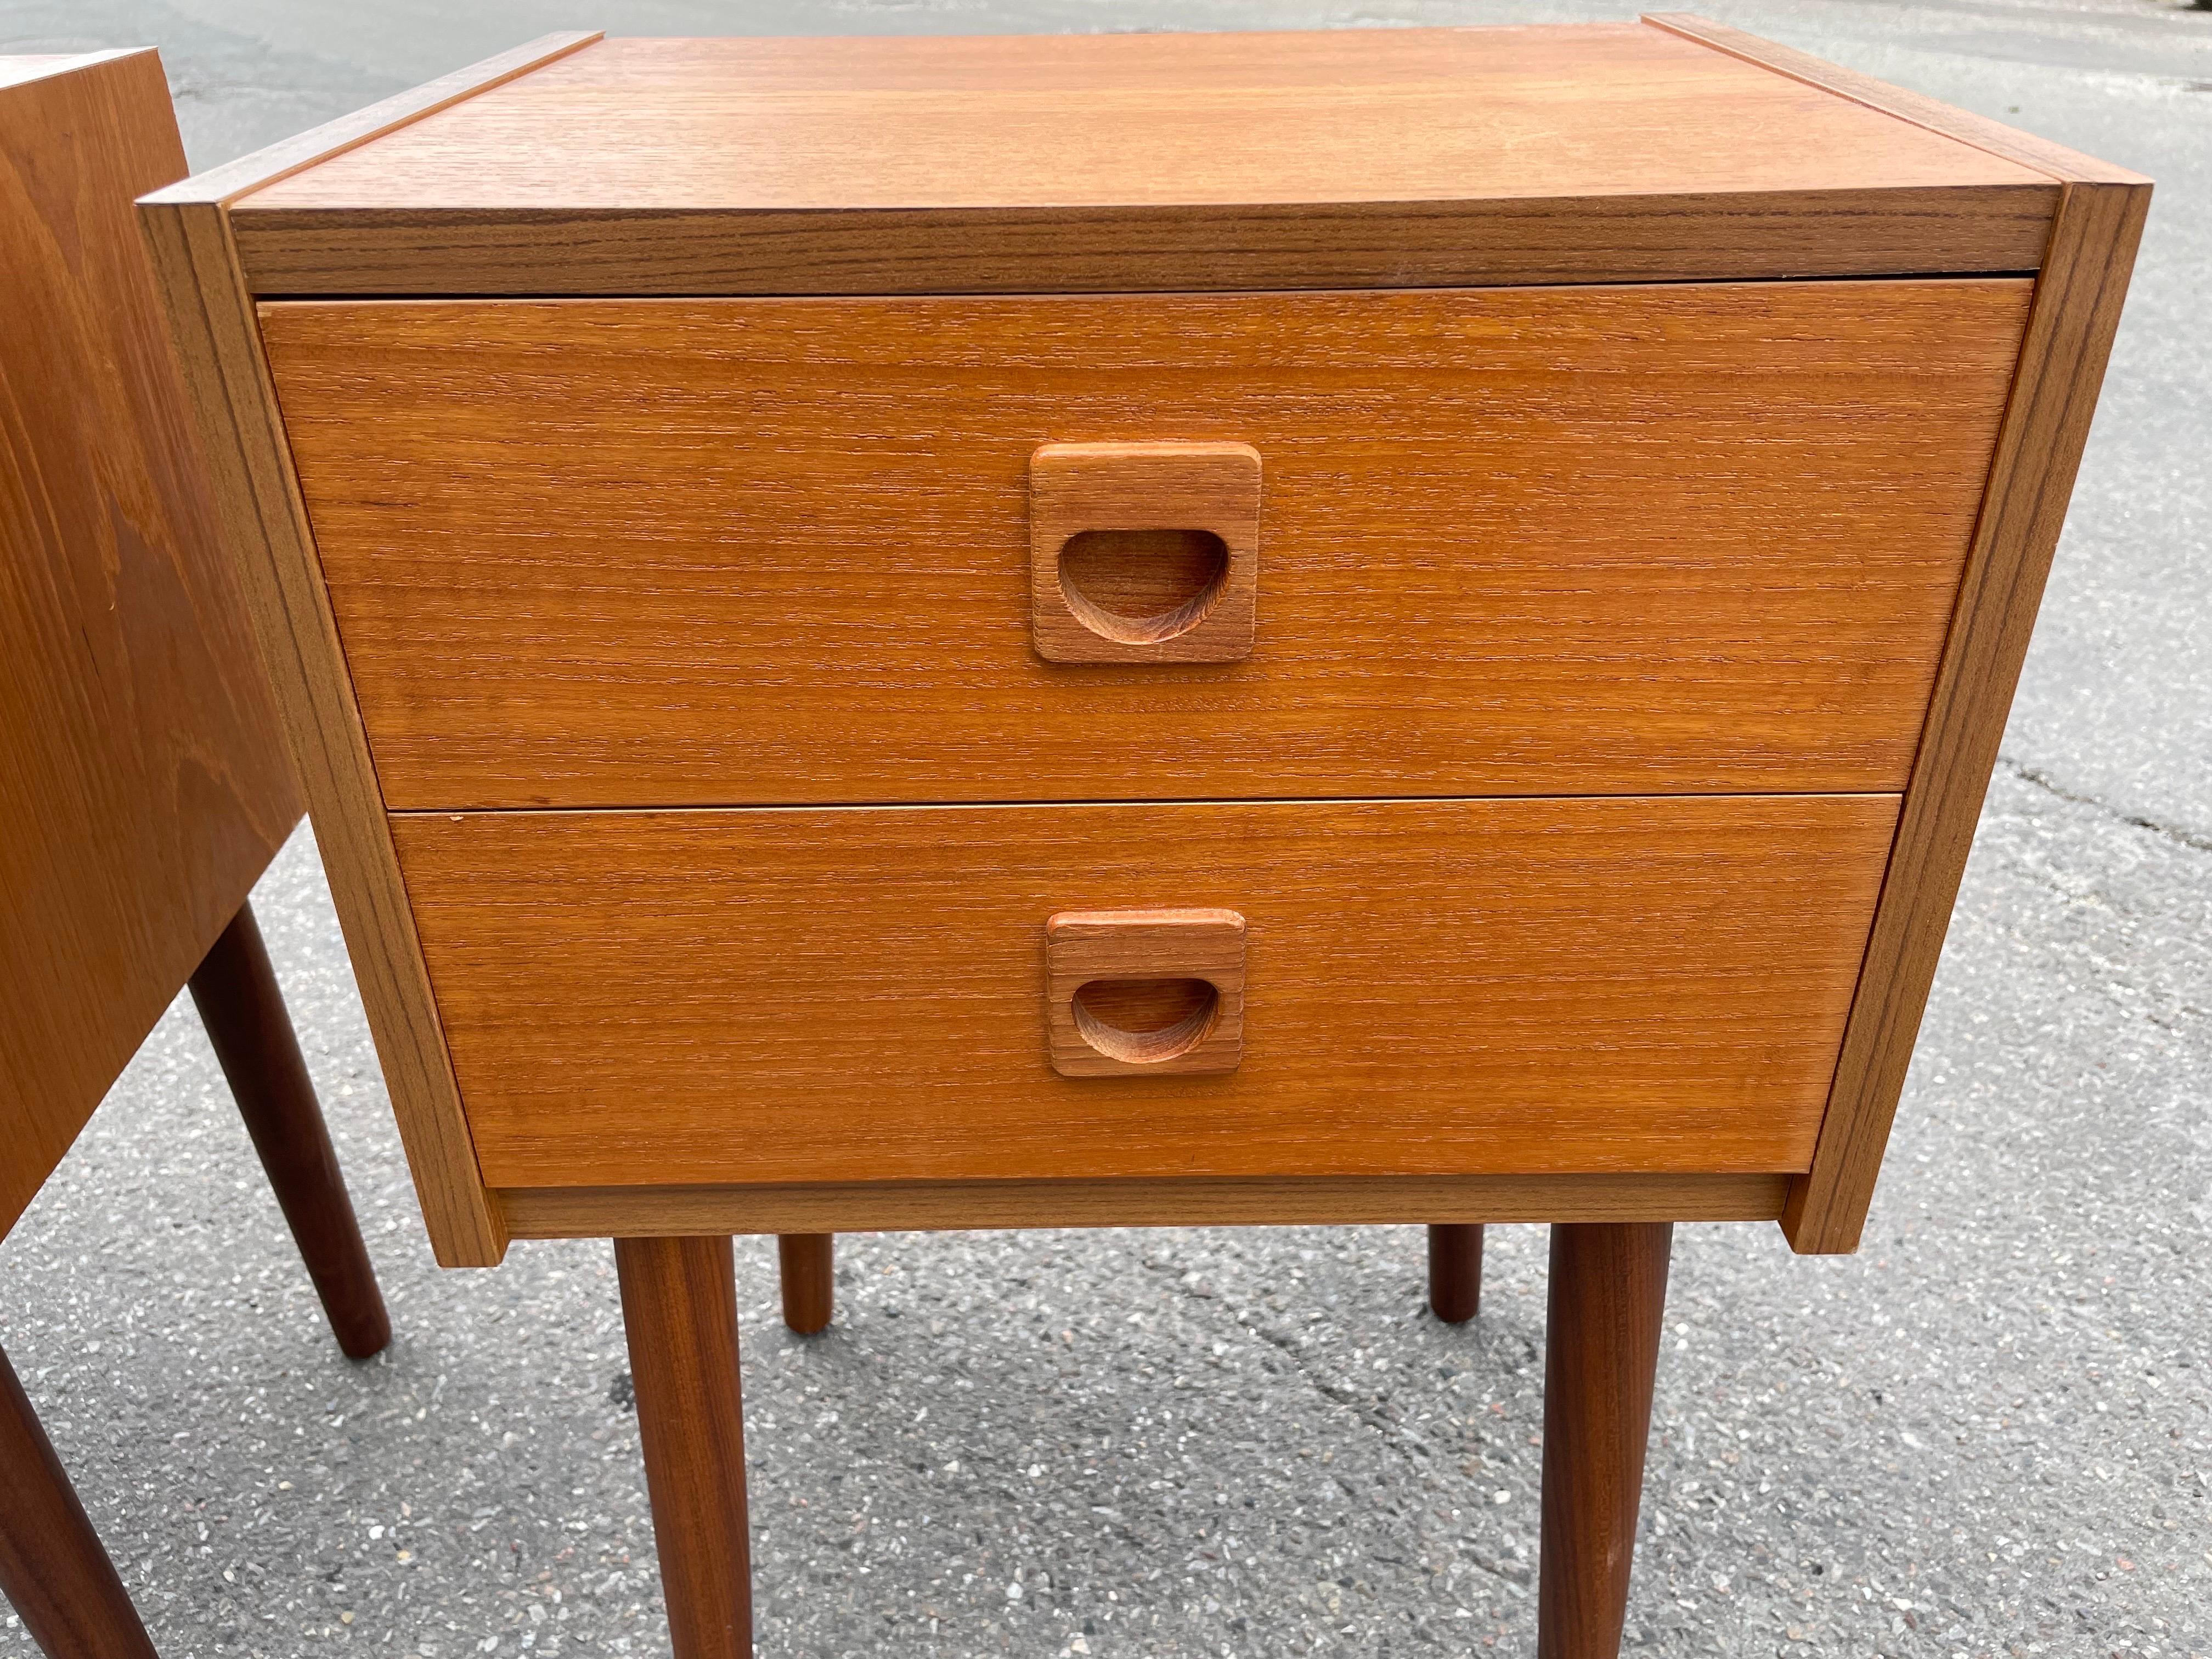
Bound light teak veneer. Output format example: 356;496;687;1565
256;280;2028;808
141;21;2145;1658
390;797;1893;1189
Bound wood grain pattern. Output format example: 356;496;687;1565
1626;29;2149;1254
0;1339;159;1657
261;281;2030;811
776;1234;833;1335
154;32;601;208
222;28;2059;295
1538;1222;1672;1658
1784;178;2151;1254
614;1237;753;1658
1643;14;2148;187
498;1173;1790;1239
1030;442;1261;664
190;902;391;1358
0;50;300;1236
1046;909;1246;1076
389;795;1897;1192
228;185;2057;301
137;68;559;1268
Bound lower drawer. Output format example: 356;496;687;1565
389;796;1897;1190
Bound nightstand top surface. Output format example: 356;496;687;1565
242;24;2047;213
0;50;142;92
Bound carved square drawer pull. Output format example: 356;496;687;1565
1030;442;1261;663
1045;907;1247;1076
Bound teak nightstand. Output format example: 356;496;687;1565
142;20;2146;1655
2;49;390;1657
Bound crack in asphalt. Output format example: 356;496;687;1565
1997;758;2212;855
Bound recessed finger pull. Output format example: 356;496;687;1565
1045;907;1246;1076
1029;442;1261;663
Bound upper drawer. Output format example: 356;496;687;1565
263;280;2029;812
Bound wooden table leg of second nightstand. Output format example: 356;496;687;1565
616;1236;753;1659
1427;1223;1485;1322
1538;1222;1672;1659
777;1233;834;1334
0;1340;160;1659
189;900;391;1360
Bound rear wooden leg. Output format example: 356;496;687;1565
615;1237;753;1659
1538;1222;1672;1659
189;900;390;1359
1427;1223;1484;1322
777;1233;834;1334
0;1341;159;1659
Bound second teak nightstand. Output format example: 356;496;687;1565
143;19;2145;1656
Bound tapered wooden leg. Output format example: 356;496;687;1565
1538;1222;1672;1659
0;1341;159;1659
1427;1223;1485;1322
615;1236;753;1659
189;900;390;1360
777;1233;834;1334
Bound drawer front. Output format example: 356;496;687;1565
264;281;2029;811
390;795;1898;1190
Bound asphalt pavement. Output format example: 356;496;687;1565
1;0;2207;1654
